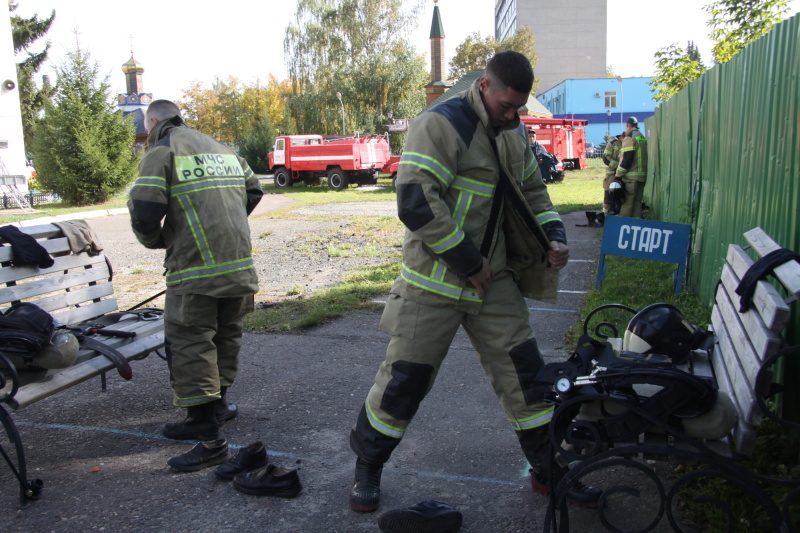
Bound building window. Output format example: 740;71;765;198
605;91;617;108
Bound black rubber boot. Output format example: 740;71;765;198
596;213;605;227
349;457;383;513
518;425;602;508
216;386;238;425
529;465;602;509
163;401;220;441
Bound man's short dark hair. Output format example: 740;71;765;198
146;99;182;122
485;51;534;94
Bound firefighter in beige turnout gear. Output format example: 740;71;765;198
601;133;624;220
615;116;648;218
348;52;601;514
128;100;262;442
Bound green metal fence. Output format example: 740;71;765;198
644;13;800;346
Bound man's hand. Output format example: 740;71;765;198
468;257;494;299
548;241;570;270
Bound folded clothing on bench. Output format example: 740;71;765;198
53;220;104;256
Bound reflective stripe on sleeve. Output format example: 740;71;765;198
536;210;562;226
133;176;167;190
401;264;481;302
400;152;454;187
429;227;465;254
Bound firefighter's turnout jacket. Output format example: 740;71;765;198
128;117;262;297
128;117;262;407
602;136;622;176
615;126;648;182
393;80;566;312
349;80;567;465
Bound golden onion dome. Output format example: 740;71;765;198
122;54;144;74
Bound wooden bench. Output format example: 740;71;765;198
541;227;800;532
0;222;165;507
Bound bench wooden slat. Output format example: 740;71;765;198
730;416;757;457
724;247;790;331
9;223;64;240
0;237;71;263
9;330;164;409
745;227;800;300
0;253;107;284
719;265;783;357
72;318;164;364
711;305;761;425
51;298;119;326
716;282;778;366
0;263;112;306
20;282;114;314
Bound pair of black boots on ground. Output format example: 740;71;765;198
167;440;302;498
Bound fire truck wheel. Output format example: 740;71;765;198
327;168;348;191
274;169;293;188
391;173;397;189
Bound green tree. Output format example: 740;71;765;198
447;26;538;91
648;41;706;102
31;42;138;205
239;113;276;173
284;0;428;135
180;76;291;148
9;2;56;149
448;31;495;81
705;0;790;64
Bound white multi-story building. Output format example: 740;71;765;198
1;8;28;187
495;0;608;94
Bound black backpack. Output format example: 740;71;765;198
0;302;55;358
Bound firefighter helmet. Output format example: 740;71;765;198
623;303;701;364
626;116;638;126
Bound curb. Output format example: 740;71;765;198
15;208;129;227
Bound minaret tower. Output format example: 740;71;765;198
425;0;450;105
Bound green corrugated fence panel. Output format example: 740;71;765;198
645;12;800;347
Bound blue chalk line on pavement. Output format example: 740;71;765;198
374;300;579;313
15;421;528;487
15;421;303;459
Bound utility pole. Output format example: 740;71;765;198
336;92;345;135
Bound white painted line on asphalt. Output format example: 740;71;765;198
528;307;577;313
558;290;588;294
567;259;595;262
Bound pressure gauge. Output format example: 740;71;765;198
555;377;573;394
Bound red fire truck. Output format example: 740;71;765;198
268;134;391;191
520;116;589;170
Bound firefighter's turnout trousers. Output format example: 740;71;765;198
350;273;553;466
165;292;255;407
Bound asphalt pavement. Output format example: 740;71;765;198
0;207;693;532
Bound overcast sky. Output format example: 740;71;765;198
12;0;800;102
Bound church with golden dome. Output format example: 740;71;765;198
118;52;153;149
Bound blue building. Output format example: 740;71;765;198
537;77;656;146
